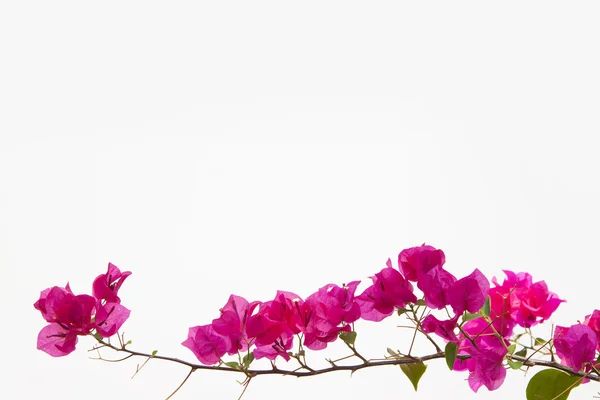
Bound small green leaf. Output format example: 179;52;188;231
400;361;427;391
125;340;132;346
445;342;458;370
339;331;357;346
151;350;158;356
535;337;547;346
397;308;409;316
92;332;103;341
387;348;398;358
526;369;581;400
225;361;240;369
507;359;522;369
463;312;482;322
507;344;516;354
416;299;426;307
480;296;491;317
242;352;254;368
515;347;527;357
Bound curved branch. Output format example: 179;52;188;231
94;339;600;382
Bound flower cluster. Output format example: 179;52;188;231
34;245;600;398
34;263;131;356
182;244;570;393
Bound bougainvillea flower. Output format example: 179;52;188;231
398;244;446;282
448;269;490;315
421;314;459;342
417;266;456;310
467;346;508;392
489;271;563;333
212;295;260;354
584;309;600;350
253;331;294;361
92;262;132;304
182;324;231;365
37;323;80;357
554;324;598;372
298;282;361;350
314;281;361;327
246;291;303;352
356;260;417;322
34;286;97;356
453;319;508;392
94;302;131;338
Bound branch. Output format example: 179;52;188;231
93;339;600;381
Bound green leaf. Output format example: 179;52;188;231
480;296;491;317
515;347;527;357
507;359;522;370
151;350;158;356
416;299;426;307
463;312;482;322
387;348;399;358
445;342;458;370
507;344;516;354
526;369;581;400
400;361;427;391
339;331;357;346
242;352;254;368
397;308;409;317
535;337;547;346
225;361;240;369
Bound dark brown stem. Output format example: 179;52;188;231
93;339;600;382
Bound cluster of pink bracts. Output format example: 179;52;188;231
34;263;131;356
35;245;600;393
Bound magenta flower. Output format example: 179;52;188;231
417;266;456;310
448;269;490;315
212;295;260;354
34;285;97;356
35;266;132;357
300;282;360;350
466;346;508;392
453;318;508;392
355;258;417;322
554;324;598;372
94;301;131;338
584;310;600;351
182;324;231;365
421;314;459;342
309;282;361;327
254;331;294;361
246;291;303;346
489;271;563;334
398;244;446;282
245;291;304;360
92;262;132;304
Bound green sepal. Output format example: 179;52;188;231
225;361;240;369
515;347;527;357
463;312;482;322
507;359;522;369
480;296;491;317
339;331;357;346
242;352;254;368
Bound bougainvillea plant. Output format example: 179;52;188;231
34;245;600;399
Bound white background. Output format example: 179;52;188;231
1;2;600;399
